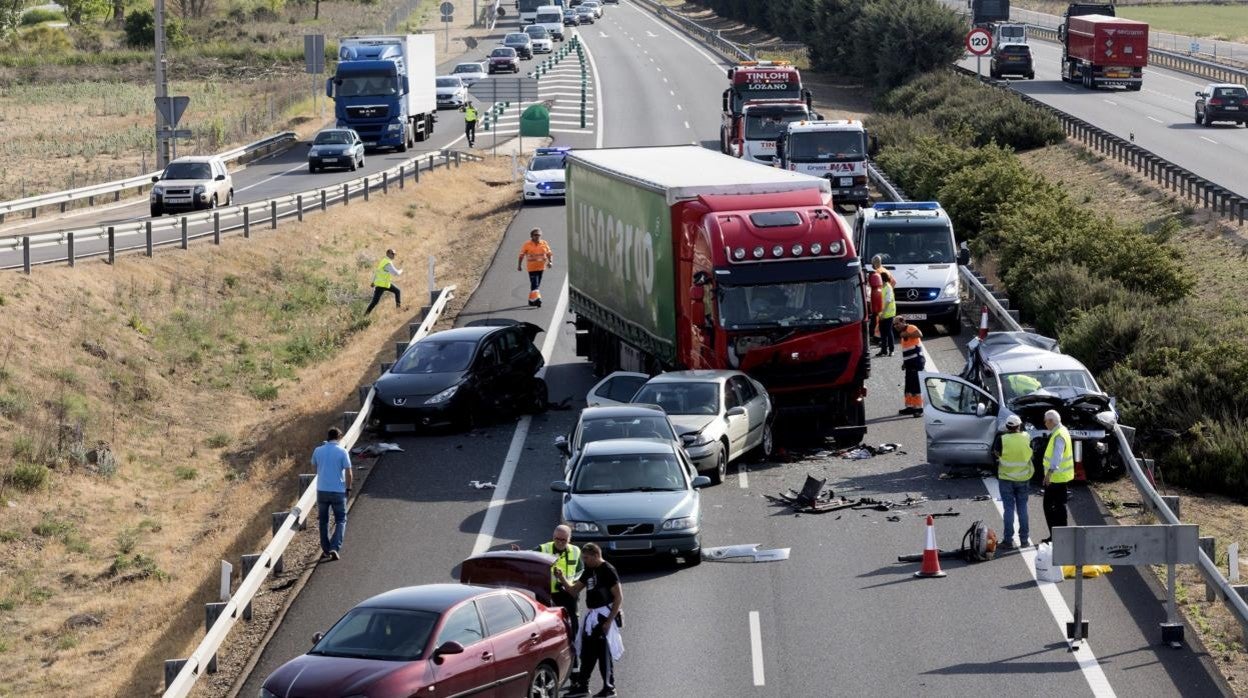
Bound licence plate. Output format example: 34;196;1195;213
1069;429;1107;440
364;141;376;146
166;197;190;204
1226;106;1240;110
611;540;652;551
839;177;853;187
902;313;927;321
323;157;340;162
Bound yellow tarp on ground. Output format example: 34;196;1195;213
1062;564;1114;578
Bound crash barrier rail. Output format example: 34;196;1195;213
5;149;486;273
953;65;1248;228
162;281;456;697
631;0;754;62
0;132;297;227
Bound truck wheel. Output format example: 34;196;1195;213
397;126;409;152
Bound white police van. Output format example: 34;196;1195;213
853;201;967;335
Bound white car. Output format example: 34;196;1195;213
522;147;568;203
534;5;564;41
525;24;553;53
150;156;233;217
582;0;603;17
435;75;468;109
450;61;487;87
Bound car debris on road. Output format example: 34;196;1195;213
703;544;791;563
351;442;405;456
468;480;497;489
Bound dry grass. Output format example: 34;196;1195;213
0;156;522;697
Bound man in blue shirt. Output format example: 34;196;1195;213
312;428;353;561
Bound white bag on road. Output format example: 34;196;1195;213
1035;542;1064;584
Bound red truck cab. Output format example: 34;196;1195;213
720;61;814;161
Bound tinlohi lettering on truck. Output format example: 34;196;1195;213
574;201;656;307
745;72;791;81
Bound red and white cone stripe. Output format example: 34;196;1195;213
977;305;990;341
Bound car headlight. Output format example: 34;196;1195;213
685;431;713;448
662;516;697;531
387;123;402;132
194;185;205;195
569;521;599;533
424;385;459;405
942;281;959;298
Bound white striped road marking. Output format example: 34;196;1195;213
1147;116;1163;123
581;24;606;149
1201;136;1219;144
1103;99;1118;106
738;463;748;488
684;121;690;129
676;104;682;111
625;0;724;69
749;611;765;686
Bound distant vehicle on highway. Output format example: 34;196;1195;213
581;0;603;17
551;438;710;565
534;5;565;41
489;47;521;74
525;24;553;53
1195;83;1247;127
562;8;580;25
921;332;1122;480
149;155;233;218
555;403;682;478
523;146;568;203
574;4;594;23
588;370;774;485
990;43;1035;80
451;61;487;86
260;553;572;698
328;34;438;151
371;321;547;432
435;75;468;109
307;128;365;173
502;32;534;60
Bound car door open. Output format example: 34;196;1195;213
920;371;999;467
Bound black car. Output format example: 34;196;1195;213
371;321;547;431
990;43;1034;80
563;8;580;25
1195;83;1247;127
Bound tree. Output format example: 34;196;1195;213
0;0;27;38
60;0;109;24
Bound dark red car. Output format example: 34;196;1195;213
488;47;520;74
260;552;571;698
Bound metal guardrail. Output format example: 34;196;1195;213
630;0;753;62
0;132;297;226
952;65;1248;228
5;149;487;272
162;283;457;698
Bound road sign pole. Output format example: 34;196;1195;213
977;54;981;79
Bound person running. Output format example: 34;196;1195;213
518;228;553;308
364;248;402;315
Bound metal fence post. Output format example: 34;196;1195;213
21;236;30;274
205;602;227;673
67;232;74;267
343;410;359;432
1202;537;1217;602
107;226;115;265
428;255;437;304
145;221;153;257
382;172;389;194
320;189;327;211
399;165;406;189
364;177;370;201
297;195;304;222
344;182;350;206
395;342;409;360
240;553;260;620
271;201;278;229
271;512;287;574
164;660;188;690
213;212;221;244
244;206;251;238
358;386;370;407
380;361;393;375
415;163;420;184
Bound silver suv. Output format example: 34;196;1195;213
150;156;233;217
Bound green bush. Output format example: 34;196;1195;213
18;25;72;52
935;145;1050;241
5;463;48;492
1023;266;1141;338
123;10;188;48
20;8;65;25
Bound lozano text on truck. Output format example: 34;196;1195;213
720;61;816;165
566;146;871;444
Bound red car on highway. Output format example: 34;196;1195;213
260;552;572;698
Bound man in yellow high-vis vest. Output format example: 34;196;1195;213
364;248;403;315
514;524;582;663
877;270;897;357
462;102;479;147
1041;409;1075;543
994;414;1033;550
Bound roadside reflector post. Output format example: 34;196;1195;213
67;232;75;267
243;206;251;238
213;212;221;244
205;601;227;673
181;218;188;249
270;201;278;229
240;554;261;620
145;221;153;256
107;226;115;264
271;512;287;574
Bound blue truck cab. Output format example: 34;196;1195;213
328;35;437;152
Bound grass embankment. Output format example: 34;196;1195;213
1016;0;1248;43
0;157;522;696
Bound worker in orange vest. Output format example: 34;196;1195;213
894;316;926;416
518;228;553;308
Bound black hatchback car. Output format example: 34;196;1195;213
990;43;1034;80
371;321;547;431
1195;83;1247;127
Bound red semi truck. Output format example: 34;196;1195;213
719;61;815;165
566;146;870;442
1059;13;1148;90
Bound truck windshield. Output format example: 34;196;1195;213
787;131;865;162
335;74;398;98
744;107;808;140
717;279;863;329
862;225;955;265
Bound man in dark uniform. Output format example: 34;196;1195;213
556;543;623;697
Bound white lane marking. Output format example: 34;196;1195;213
646;30;657;37
1064;85;1077;91
238;161;313;193
599;31;608;37
581;28;606;149
921;347;1115;697
470;281;570;557
1201;136;1219;144
1147;116;1163;123
738;463;749;488
748;611;765;686
626;0;724;69
683;120;690;129
1102;99;1118;106
662;77;668;83
670;90;675;96
676;104;683;111
656;67;662;72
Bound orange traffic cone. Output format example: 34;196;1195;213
977;305;990;341
914;515;947;578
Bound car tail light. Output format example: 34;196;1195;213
1210;98;1224;106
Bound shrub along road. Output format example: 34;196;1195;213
238;2;1227;696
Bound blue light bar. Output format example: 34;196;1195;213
535;147;571;155
873;201;940;211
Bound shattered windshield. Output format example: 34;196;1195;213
717;279;863;329
1001;370;1099;404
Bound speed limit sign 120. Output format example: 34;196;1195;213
966;27;993;55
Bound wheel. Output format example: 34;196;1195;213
1195;112;1203;125
225;190;233;206
685;548;702;567
358;156;365;169
150;206;162;217
309;164;317;173
398;127;409;152
751;420;774;463
525;378;549;415
1203;115;1213;128
708;443;727;485
990;69;1000;79
527;662;559;698
209;194;218;209
349;157;357;171
456;400;479;432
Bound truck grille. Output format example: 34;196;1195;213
346;105;389;120
751;353;850;389
606;523;654;536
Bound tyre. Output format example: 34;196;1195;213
525;378;549;415
456;400;478;432
751;420;774;463
1195;112;1203;125
150;205;162;217
349;157;357;171
708;443;727;486
527;663;559;698
225;190;233;206
309;164;317;173
685;548;702;567
398;127;409;152
209;194;218;209
1027;73;1035;80
358;156;365;169
1203;115;1213;128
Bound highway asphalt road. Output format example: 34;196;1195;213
237;3;1230;697
959;39;1248;196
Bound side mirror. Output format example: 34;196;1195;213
215;174;226;181
868;134;879;156
432;640;465;664
726;406;747;418
311;631;324;645
721;89;730;113
1095;410;1118;429
975;403;987;418
151;175;160;183
550;480;571;493
1195;91;1203;97
554;435;571;456
691;475;712;489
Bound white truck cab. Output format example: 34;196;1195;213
535;5;565;40
854;202;968;335
776;119;870;208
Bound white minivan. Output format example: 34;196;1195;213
853;201;968;335
535;4;564;40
